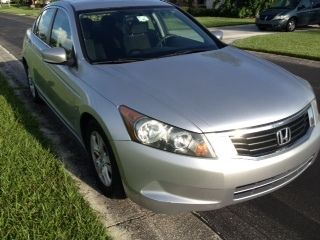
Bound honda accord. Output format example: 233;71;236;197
22;0;320;213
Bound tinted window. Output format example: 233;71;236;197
312;0;320;8
33;16;41;34
271;0;299;9
161;11;204;43
35;9;56;43
50;9;73;58
298;0;312;9
79;7;219;63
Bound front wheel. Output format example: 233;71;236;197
286;18;296;32
85;120;125;198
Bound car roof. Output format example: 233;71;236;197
54;0;171;12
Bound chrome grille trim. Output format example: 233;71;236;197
233;157;314;201
229;106;311;157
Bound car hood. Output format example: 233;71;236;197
260;8;290;19
93;46;314;133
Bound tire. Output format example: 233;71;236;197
257;25;266;31
85;120;125;198
26;65;41;103
286;18;296;32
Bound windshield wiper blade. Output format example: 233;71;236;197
94;58;146;64
162;48;212;58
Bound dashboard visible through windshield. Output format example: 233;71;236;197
78;7;219;63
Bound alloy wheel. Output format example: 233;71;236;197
90;131;112;187
287;19;296;32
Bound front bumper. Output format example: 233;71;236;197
113;121;320;213
256;18;288;30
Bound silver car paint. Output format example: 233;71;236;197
93;46;314;133
22;0;320;213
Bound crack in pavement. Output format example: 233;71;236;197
106;213;157;229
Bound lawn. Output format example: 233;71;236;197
234;30;320;61
196;17;254;28
0;6;255;27
0;5;41;17
0;74;109;239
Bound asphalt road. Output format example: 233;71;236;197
1;13;320;240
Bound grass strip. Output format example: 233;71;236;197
196;17;254;28
0;5;40;17
0;73;110;239
234;30;320;61
0;7;255;28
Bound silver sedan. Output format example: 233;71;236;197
22;0;320;213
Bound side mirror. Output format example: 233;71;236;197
212;30;223;41
41;47;67;64
298;5;305;10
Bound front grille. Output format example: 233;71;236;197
233;157;314;201
230;109;310;157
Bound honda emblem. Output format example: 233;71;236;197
276;127;291;146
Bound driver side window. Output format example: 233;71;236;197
49;9;74;59
298;0;312;9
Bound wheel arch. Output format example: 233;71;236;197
79;110;128;186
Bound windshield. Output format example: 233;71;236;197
78;7;219;63
271;0;300;8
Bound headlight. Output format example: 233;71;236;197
119;106;215;158
273;15;288;20
310;99;319;126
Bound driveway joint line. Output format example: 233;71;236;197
106;213;156;228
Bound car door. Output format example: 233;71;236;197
311;0;320;23
296;0;312;26
41;8;82;129
27;8;56;96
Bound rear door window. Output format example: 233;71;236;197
34;9;56;43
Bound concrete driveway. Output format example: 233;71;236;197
209;24;275;44
209;24;320;44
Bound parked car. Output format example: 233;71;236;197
22;0;320;213
256;0;320;31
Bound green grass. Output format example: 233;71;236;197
0;5;41;17
196;17;254;28
0;74;110;239
234;30;320;61
0;6;254;28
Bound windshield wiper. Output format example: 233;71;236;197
161;48;213;58
94;58;146;64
